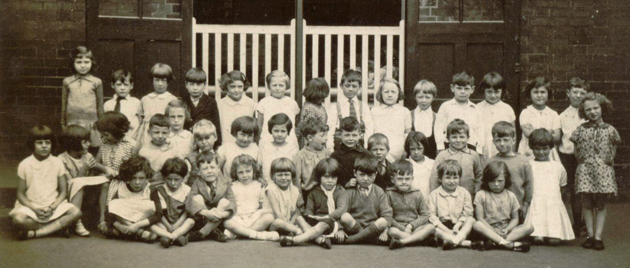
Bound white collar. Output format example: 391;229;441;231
148;92;172;99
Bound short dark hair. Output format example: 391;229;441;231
340;117;361;132
578;92;612;120
96;112;130;142
185;68;207;84
529;128;554;148
298;117;328;138
220;70;251;91
161;157;188;178
27;125;55;151
354;154;378;174
480;161;512;192
404;131;429;157
478;72;505;95
119;155;153;182
437;159;462;182
70;46;97;73
231;116;259;141
491;121;516;138
270;157;296;179
267;113;293;134
303;78;330;105
111;69;133;84
149;114;170;129
341;69;362;85
150;63;174;82
569;77;589;91
452;71;474;87
446;119;469;138
524;77;551;100
391;159;413;176
311;158;341;185
62;125;90;152
196;151;218;166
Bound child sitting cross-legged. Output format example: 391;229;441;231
387;159;436;250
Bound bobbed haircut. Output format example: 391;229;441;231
111;69;133;84
220;70;251;91
569;77;590;91
118;155;153;183
478;71;505;92
96;111;130;141
165;99;191;121
270;157;296;179
303;78;330;105
339;116;361;132
185;68;207;84
150;63;174;82
578;92;613;120
491;121;516;138
62;124;90;152
267;113;293;134
376;78;404;104
231;116;259;141
528;128;554;148
161;157;188;178
367;133;389;150
446;118;470;138
341;69;362;85
437;159;463;182
354;154;378;174
452;71;474;87
523;77;551;100
70;46;97;73
413;79;438;98
480;161;512;192
298;117;329;138
391;159;414;176
148;114;170;129
27;125;55;151
266;70;290;89
404;131;429;156
311;158;341;184
230;154;261;181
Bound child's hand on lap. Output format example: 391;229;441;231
453;222;462;234
379;229;389;242
405;224;413;234
335;230;347;243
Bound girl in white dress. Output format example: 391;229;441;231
525;129;575;244
256;70;300;145
518;77;561;161
404;131;435;199
371;78;412;162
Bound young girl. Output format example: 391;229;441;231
472;161;533;252
411;80;438;159
371;78;411;162
279;158;347;249
150;158;196;248
217;116;259;177
267;158;307;236
58;125;110;236
257;70;300;145
137;63;178;147
107;155;159;242
218;70;257;145
518;77;561;161
166;100;194;159
186;119;218;185
570;93;620;251
61;46;104;154
525;129;575;244
10;125;82;239
477;72;516;159
223;155;278;241
259;113;299;183
95;112;138;233
404;131;435;200
298;78;330;148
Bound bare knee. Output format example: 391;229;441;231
374;218;388;229
340;213;354;227
12;214;33;229
260;213;275;224
271;218;285;228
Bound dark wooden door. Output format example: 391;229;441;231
404;0;521;110
87;0;192;98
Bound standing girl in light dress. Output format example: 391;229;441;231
256;70;300;145
371;78;412;162
518;77;561;161
476;72;516;160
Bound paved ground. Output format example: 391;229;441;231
0;203;629;268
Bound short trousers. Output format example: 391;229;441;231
581;193;610;210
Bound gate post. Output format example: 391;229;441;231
295;0;304;108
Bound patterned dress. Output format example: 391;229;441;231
570;122;621;195
101;137;137;203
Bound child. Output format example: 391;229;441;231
571;93;620;251
10;125;82;239
326;69;374;149
107;156;159;242
223;155;278;241
335;154;392;245
103;69;142;139
559;77;588;235
434;71;484;154
330;117;371;188
217;116;259;177
166;100;194;159
259;113;299;183
95;111;137;233
410;80;438;159
526;129;575;245
293;117;331;195
217;70;256;145
138;63;178;147
266;158;307;235
58;125;110;236
149;158;196;248
487;121;534;220
183;68;222;146
404;131;435;200
186;119;218;185
387;160;436;250
186;153;235;242
280;158;347;249
429;119;484;196
368;133;394;190
61;46;104;153
428;160;481;250
517;77;561;161
257;70;300;145
371;78;411;162
472;161;533;252
139;114;179;183
476;72;516;160
298;78;330;148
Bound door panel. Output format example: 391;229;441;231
96;40;136;94
466;43;504;100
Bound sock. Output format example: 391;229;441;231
35;221;63;237
460;240;471;247
294;228;321;244
252;231;279;241
498;239;510;245
345;223;382;244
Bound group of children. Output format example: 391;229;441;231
10;46;620;253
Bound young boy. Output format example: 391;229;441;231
326;69;374;149
368;133;393;190
429;119;484;196
428;159;482;250
139;114;179;183
104;69;142;139
559;77;588;234
487;121;533;221
183;68;221;147
259;113;299;183
330;117;371;188
411;79;438;159
336;154;392;245
387;160;436;250
434;71;484;155
186;153;235;242
293;117;331;195
166;100;194;159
